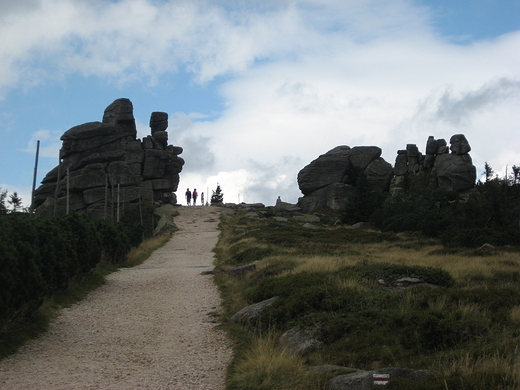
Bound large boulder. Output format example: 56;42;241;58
434;153;476;192
297;145;390;213
297;146;352;195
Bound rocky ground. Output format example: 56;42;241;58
0;206;233;389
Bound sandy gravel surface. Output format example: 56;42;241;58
0;206;233;389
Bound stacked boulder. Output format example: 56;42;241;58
34;98;184;218
297;146;393;213
391;134;476;194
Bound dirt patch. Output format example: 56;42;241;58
0;206;233;389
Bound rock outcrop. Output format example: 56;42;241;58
297;146;393;213
391;134;476;194
34;98;184;218
297;134;476;213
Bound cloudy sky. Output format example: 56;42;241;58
1;0;519;207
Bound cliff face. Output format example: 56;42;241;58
34;98;184;218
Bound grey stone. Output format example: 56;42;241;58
364;157;393;191
302;223;318;229
231;297;278;326
34;98;184;218
224;263;256;277
279;327;325;356
297;146;352;195
328;370;372;390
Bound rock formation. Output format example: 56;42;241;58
297;146;393;213
391;134;476;194
297;134;476;213
34;98;184;218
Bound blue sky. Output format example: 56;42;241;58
1;0;519;207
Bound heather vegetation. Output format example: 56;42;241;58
213;177;520;389
0;200;166;359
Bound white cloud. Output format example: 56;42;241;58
1;0;520;205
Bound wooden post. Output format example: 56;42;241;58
30;140;40;217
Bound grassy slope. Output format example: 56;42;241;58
213;209;520;390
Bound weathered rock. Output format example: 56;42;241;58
231;297;278;326
450;134;471;155
297;145;391;213
275;197;301;212
302;223;318;229
364;157;393;191
298;146;352;195
298;183;353;213
34;98;184;218
434;153;476;192
224;263;256;277
279;327;325;356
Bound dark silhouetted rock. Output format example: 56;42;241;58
297;145;391;213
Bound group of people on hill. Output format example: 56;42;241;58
184;188;205;206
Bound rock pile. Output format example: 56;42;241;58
34;98;184;218
297;134;477;213
391;134;476;194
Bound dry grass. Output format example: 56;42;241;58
227;332;329;390
124;233;172;267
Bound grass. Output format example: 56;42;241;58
213;208;520;390
0;232;171;360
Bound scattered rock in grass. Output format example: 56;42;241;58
245;212;258;217
278;327;325;356
272;216;288;222
303;223;318;229
231;297;278;326
200;263;256;277
225;263;256;277
275;197;301;212
328;367;429;390
351;222;365;229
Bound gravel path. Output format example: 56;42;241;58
0;206;233;389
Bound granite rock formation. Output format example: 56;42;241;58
297;134;476;213
297;146;393;213
391;134;476;194
34;98;184;218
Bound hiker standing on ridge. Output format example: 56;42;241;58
201;192;205;206
192;189;198;206
185;188;192;206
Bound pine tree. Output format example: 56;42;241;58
210;184;224;205
8;192;22;212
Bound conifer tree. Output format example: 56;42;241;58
210;184;224;205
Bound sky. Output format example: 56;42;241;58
1;0;519;207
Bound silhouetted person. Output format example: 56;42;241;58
185;188;192;206
193;189;198;206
